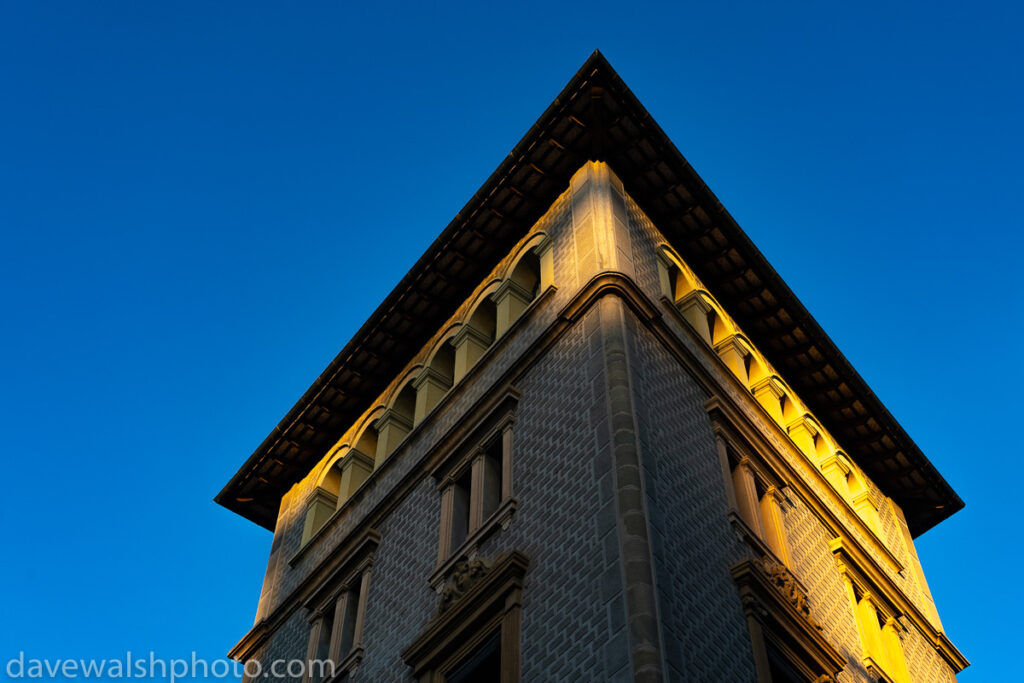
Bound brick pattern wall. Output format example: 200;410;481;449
621;183;961;682
235;162;962;682
624;308;758;682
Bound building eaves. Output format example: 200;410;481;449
215;51;962;537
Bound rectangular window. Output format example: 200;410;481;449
301;531;379;683
449;470;472;552
447;631;502;683
432;403;517;582
719;437;792;567
403;551;528;683
430;391;518;587
833;539;912;683
313;609;333;675
481;436;503;521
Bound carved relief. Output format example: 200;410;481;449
439;557;491;613
760;556;822;631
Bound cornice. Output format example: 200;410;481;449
216;52;961;536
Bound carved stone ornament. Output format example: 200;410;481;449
760;556;822;631
439;557;491;613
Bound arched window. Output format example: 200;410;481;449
494;250;542;337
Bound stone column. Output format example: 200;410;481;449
374;409;413;465
715;336;750;385
676;290;714;343
851;490;883;536
328;591;349;662
759;486;791;565
303;610;327;683
352;567;372;651
751;376;786;423
452;324;491;383
857;592;885;666
569;162;636;284
819;453;851;497
732;457;764;537
412;366;451;424
336;451;375;506
786;414;818;460
493;278;534;338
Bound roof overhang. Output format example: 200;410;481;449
215;51;962;537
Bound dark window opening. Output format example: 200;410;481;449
450;470;472;551
447;631;501;683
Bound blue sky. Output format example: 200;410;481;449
1;1;1019;680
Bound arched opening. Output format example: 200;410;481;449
352;423;378;463
847;466;868;498
495;251;540;337
746;353;770;388
391;383;416;424
780;391;802;427
813;431;835;463
657;248;697;303
710;305;734;346
846;465;883;535
509;250;541;299
321;459;343;496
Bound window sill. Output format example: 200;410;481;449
429;497;517;591
728;512;791;569
862;655;898;683
324;646;363;683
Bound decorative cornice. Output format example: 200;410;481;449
304;530;380;612
714;334;751;358
785;413;819;437
402;551;529;677
428;497;518;591
217;52;962;537
340;448;375;472
750;375;786;401
819;454;851;476
306;486;338;508
851;490;881;510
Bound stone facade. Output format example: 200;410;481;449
225;163;965;682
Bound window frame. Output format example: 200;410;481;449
832;539;912;683
711;413;793;568
430;394;518;589
301;530;379;683
402;551;529;683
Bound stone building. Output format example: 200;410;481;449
217;52;968;682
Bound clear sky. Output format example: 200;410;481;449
1;1;1019;680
